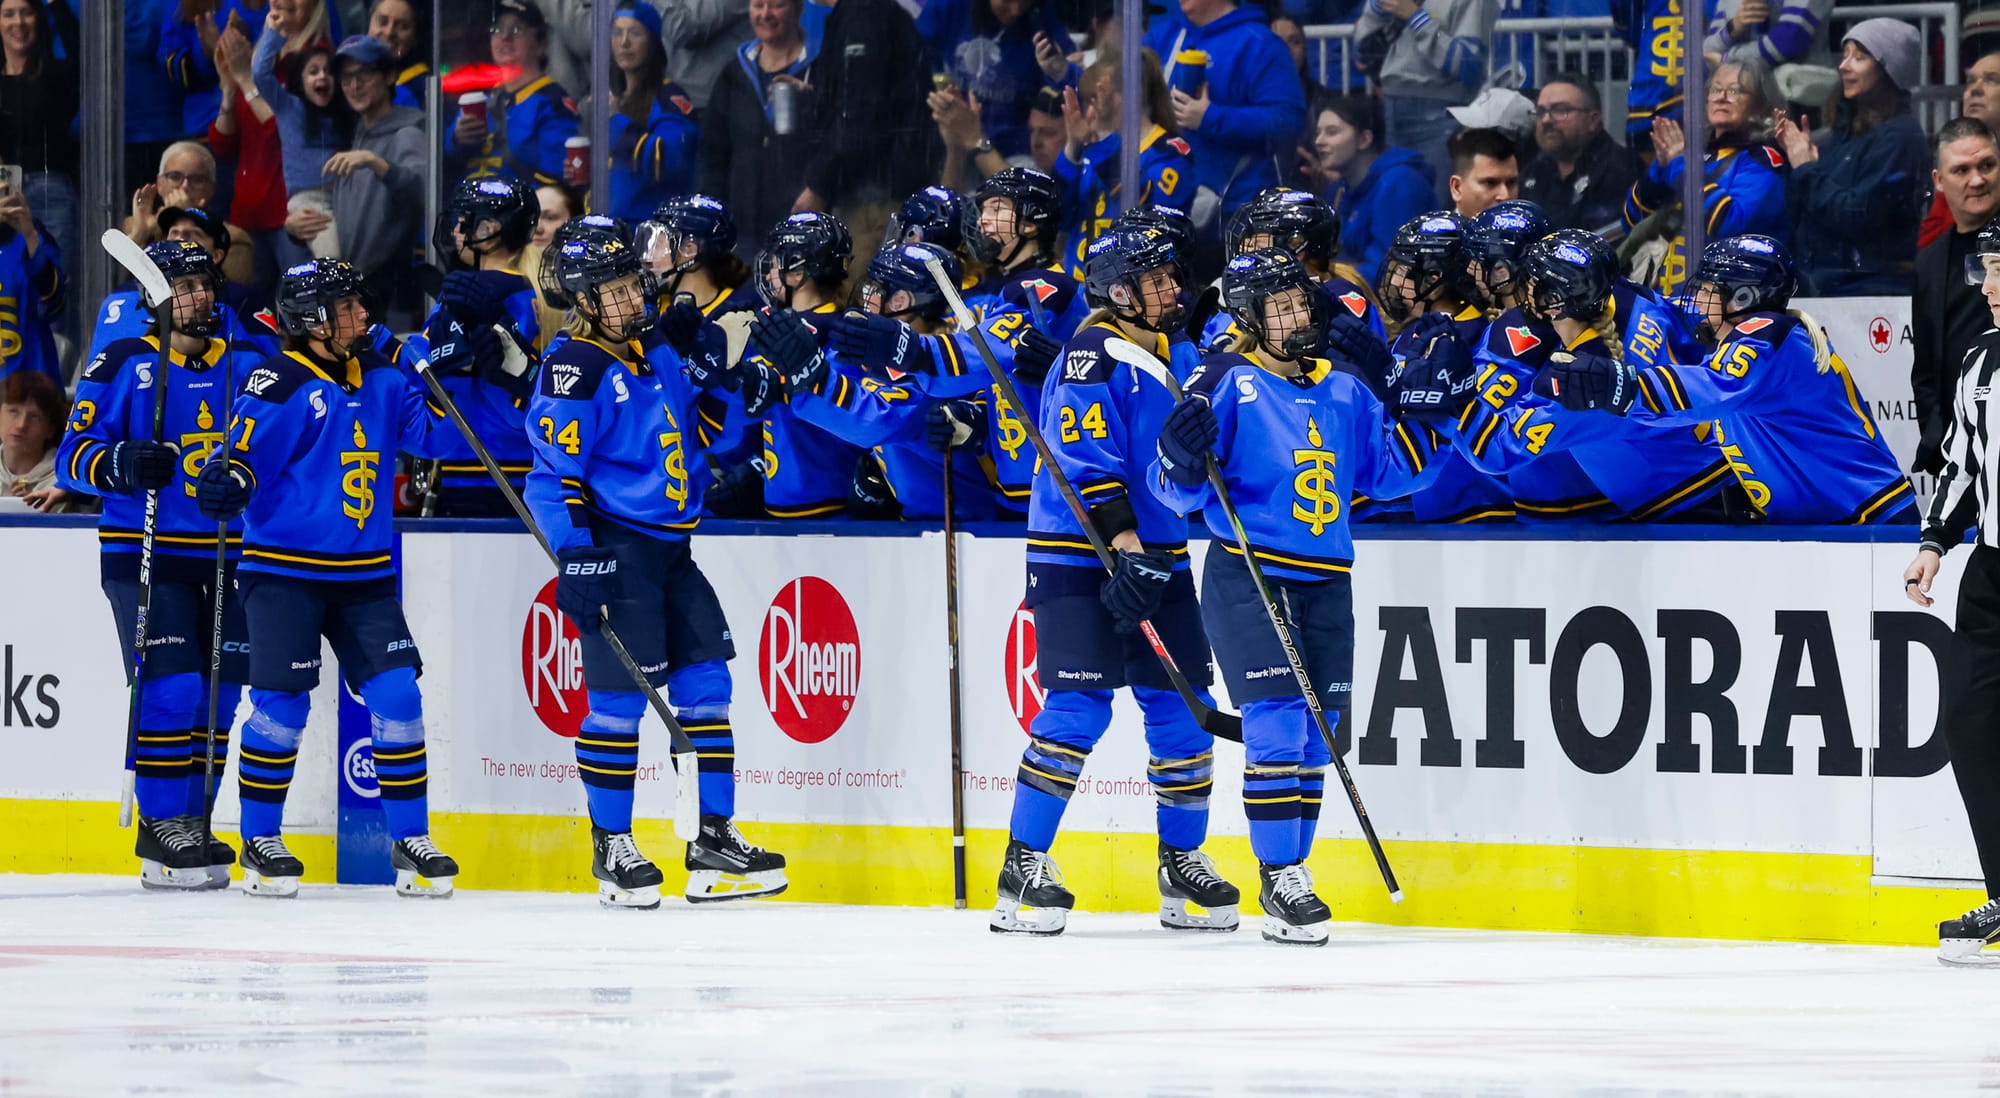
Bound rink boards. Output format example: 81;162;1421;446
3;520;1985;945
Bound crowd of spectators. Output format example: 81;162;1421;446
0;0;1993;522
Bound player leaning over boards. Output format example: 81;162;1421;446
55;241;266;891
1148;249;1456;944
963;167;1085;339
991;223;1237;938
192;259;459;899
525;234;787;909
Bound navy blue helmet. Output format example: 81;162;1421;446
756;212;852;308
1522;228;1619;323
968;167;1063;266
859;241;961;322
1691;234;1796;324
1225;187;1340;266
553;236;653;338
540;214;632;309
1377;212;1478;323
890;186;971;253
275;258;365;338
435;176;537;269
1221;247;1329;360
1114;204;1194;262
1467;199;1550;307
144;239;223;337
640;193;738;297
1083;224;1186;333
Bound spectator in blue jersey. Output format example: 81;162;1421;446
447;0;579;187
699;0;816;255
0;174;63;385
1776;18;1930;296
1613;0;1687;143
326;35;426;327
365;0;428;110
1311;92;1432;286
1704;0;1835;75
1144;0;1304;230
1353;0;1494;198
1051;50;1195;278
126;0;187;190
601;3;699;223
919;0;1072;161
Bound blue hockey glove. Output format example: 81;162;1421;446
193;458;251;519
1323;308;1391;384
103;439;180;494
1386;322;1477;422
732;359;781;418
555;544;621;633
438;269;512;328
1011;328;1061;387
847;453;900;519
926;398;987;454
706;457;766;518
1156;396;1218;488
1100;548;1173;632
751;308;828;394
830;311;934;375
1533;350;1636;414
657;298;706;356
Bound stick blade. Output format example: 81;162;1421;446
1102;337;1182;398
672;751;701;842
1198;707;1244;743
101;229;172;309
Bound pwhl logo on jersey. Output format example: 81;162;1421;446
760;576;860;744
1004;602;1042;734
522;578;588;737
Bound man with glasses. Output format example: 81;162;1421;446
121;143;257;287
1518;73;1639;234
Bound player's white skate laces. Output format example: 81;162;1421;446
1158;848;1240;932
240;835;302;899
137;817;208;891
991;842;1073;936
595;829;664;910
1259;863;1331;946
392;835;458;898
1939;897;2000;966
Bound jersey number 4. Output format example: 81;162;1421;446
1059;402;1108;444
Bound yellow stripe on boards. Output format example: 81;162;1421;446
0;799;335;883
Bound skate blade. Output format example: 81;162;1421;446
197;864;234;890
597;881;663;910
1938;938;2000;967
685;868;787;904
1260;918;1330;946
139;860;210;891
1159;898;1240;932
240;869;300;899
394;868;456;898
990;897;1067;936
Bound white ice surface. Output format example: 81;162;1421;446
2;874;1998;1097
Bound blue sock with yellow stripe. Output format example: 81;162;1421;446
1297;713;1334;854
360;669;429;840
238;689;308;840
1135;686;1214;851
133;672;200;819
1243;697;1307;865
183;679;242;818
1008;690;1108;850
669;661;734;818
578;690;644;832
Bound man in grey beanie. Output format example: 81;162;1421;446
1777;16;1930;295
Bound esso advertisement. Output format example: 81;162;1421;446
521;578;587;738
760;576;861;745
343;736;379;799
1004;602;1042;733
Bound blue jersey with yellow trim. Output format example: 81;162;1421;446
968;267;1087;343
0;228;64;384
1456;309;1619;521
912;305;1043;512
745;303;867;519
524;334;731;550
1198;274;1386;369
1056;127;1197;281
87;282;281;366
1357;305;1514;524
1027;321;1202;571
225;347;450;582
1615;0;1695;139
608;83;700;222
413;272;544;493
449;76;579;186
55;336;264;579
791;365;1009;521
1624;143;1789;295
1149;350;1442;583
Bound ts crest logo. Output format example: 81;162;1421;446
177;399;224;497
1291;417;1340;536
341;418;378;527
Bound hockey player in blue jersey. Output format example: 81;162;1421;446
1453;228;1740;522
965;167;1085;338
638;195;758;319
56;241;266;890
87;207;279;365
1200;188;1388;380
989;223;1239;937
889;186;977;267
191;259;459;899
410;177;547;515
1361;212;1513;523
1532;234;1916;524
1151;248;1455;944
524;235;788;908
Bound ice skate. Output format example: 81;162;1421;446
239;835;303;898
685;815;788;903
990;839;1073;936
136;817;208;891
1257;862;1330;946
391;835;458;898
178;816;234;890
593;827;663;910
1157;844;1240;931
1939;898;2000;967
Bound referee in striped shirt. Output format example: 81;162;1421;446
1906;220;2000;965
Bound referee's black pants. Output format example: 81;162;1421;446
1949;546;2000;899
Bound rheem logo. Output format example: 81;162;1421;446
760;576;860;744
1004;602;1043;733
521;578;587;737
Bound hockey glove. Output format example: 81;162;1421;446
193;458;251;520
1323;308;1392;386
657;297;706;356
830;311;934;376
1534;351;1636;414
103;439;180;494
554;544;621;633
733;359;782;418
847;452;901;520
1010;328;1061;388
1100;548;1173;633
438;269;512;328
706;457;766;518
1156;396;1218;489
474;326;537;402
926;398;987;454
751;308;828;394
678;321;733;390
1386;323;1477;422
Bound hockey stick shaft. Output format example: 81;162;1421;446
413;364;702;843
941;448;968;909
200;350;237;830
922;257;1242;744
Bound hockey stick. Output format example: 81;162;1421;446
941;448;967;909
1101;339;1402;902
199;343;241;835
923;256;1242;743
103;229;175;829
413;359;701;843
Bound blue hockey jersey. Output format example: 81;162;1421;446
1055;127;1197;281
1455;308;1620;520
55;336;265;580
1624;142;1789;295
1149;350;1443;582
413;269;545;494
449;76;579;186
524;334;730;549
742;303;866;519
87;281;281;365
0;228;65;383
1615;0;1694;139
224;347;451;582
608;83;700;222
1356;304;1513;523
